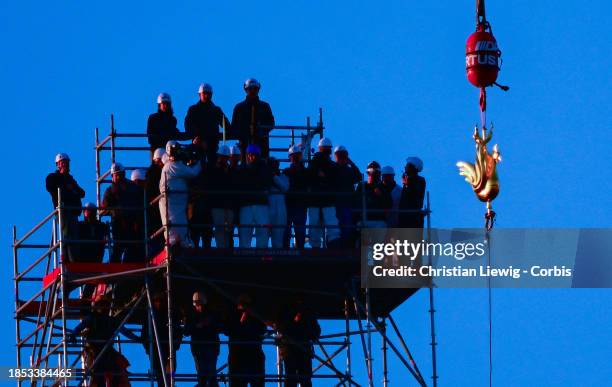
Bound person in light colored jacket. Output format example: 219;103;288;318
159;141;202;248
268;157;289;248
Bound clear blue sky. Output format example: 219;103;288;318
1;1;611;385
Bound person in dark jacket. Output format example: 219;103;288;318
355;161;392;227
275;300;321;387
184;291;222;387
224;294;268;387
101;163;145;263
147;93;180;153
185;83;231;166
283;144;309;248
70;296;136;386
189;152;213;249
334;145;362;247
140;292;183;387
75;202;109;299
207;145;235;248
399;157;426;228
237;144;272;248
46;153;86;261
231;78;275;158
306;138;340;248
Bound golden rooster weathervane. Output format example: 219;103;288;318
456;124;501;230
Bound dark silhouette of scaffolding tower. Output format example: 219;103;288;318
13;112;438;386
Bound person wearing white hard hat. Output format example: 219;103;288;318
75;202;109;298
46;153;86;261
231;78;275;158
185;83;231;166
130;168;147;188
306;138;341;248
159;141;202;248
201;144;235;248
184;291;222;387
101;162;145;263
399;157;426;228
147;92;180;154
380;166;403;227
283;144;309;248
334;145;361;247
268;157;289;248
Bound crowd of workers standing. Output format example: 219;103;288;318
43;77;427;386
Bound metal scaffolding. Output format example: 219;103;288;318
13;113;437;386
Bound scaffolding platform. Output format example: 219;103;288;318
12;115;437;386
20;248;418;322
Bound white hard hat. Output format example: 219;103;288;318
381;166;395;175
111;163;125;175
157;92;171;104
244;78;261;90
230;145;241;155
192;291;207;304
130;168;147;182
84;202;97;210
55;153;70;163
217;144;230;157
405;157;423;172
198;83;213;94
153;148;165;161
334;145;347;154
288;144;302;156
318;137;333;148
166;140;179;155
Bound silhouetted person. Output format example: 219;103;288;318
306;138;340;248
141;292;182;387
237;144;273;248
399;157;426;229
46;153;85;261
334;145;361;247
71;296;135;386
355;161;392;227
276;301;321;387
224;295;267;387
147;93;180;153
101;163;144;263
231;78;275;158
185;83;231;165
380;166;403;227
184;291;222;387
206;145;235;248
283;145;308;248
75;202;108;299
